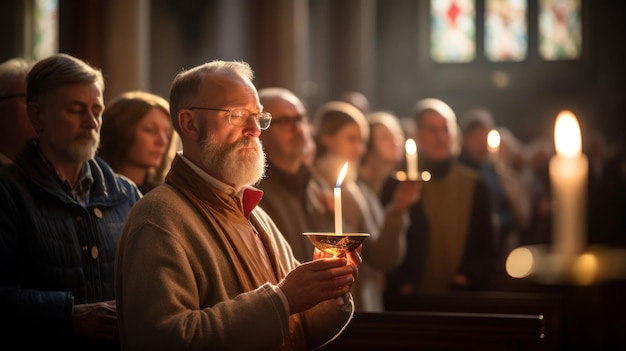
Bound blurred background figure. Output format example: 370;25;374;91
583;129;626;246
385;98;497;304
358;110;421;309
520;136;554;246
257;87;315;263
458;107;515;272
495;126;533;254
0;57;37;166
359;110;408;196
99;90;180;194
308;101;417;312
339;90;371;115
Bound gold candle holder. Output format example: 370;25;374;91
303;232;369;257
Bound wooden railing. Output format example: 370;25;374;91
319;310;551;351
318;290;563;350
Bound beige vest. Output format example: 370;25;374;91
418;163;477;293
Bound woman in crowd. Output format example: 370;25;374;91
308;101;419;312
99;90;180;194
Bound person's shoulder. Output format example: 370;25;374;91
0;162;28;189
113;172;136;188
124;184;191;228
135;184;188;211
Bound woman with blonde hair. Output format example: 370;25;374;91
99;91;180;194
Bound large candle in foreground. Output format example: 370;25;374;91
405;138;418;181
549;110;588;263
334;162;349;236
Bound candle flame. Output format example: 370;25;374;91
487;129;501;150
335;162;349;188
405;138;417;155
554;110;582;158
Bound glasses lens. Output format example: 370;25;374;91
229;108;247;126
229;108;271;130
258;112;272;130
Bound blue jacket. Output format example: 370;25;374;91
0;140;141;348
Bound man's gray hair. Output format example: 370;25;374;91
169;60;254;132
0;58;34;97
26;53;104;103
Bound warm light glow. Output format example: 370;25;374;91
554;110;582;158
421;171;431;182
572;253;598;285
487;129;501;151
405;138;417;154
506;247;534;278
335;162;349;188
395;171;407;181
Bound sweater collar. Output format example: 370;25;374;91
174;154;263;218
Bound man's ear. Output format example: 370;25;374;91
178;109;202;142
27;102;43;134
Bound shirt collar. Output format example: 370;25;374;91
36;141;93;203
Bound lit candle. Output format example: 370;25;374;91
549;110;588;265
334;162;349;236
487;129;500;164
405;138;418;181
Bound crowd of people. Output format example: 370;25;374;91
0;52;624;350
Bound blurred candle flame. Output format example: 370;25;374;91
554;110;582;158
487;129;501;151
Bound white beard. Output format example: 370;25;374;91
199;133;266;190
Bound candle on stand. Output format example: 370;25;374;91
405;138;418;181
549;110;588;267
334;162;349;236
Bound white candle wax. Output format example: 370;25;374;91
334;162;349;236
549;110;588;265
405;138;418;181
334;187;343;236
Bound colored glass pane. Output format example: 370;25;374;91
539;0;582;60
485;0;528;61
430;0;476;63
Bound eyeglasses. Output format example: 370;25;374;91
188;107;272;130
270;115;307;130
0;93;26;102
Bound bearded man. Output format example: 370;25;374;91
0;53;142;349
115;60;362;351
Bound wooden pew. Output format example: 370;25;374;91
319;310;551;351
384;290;563;349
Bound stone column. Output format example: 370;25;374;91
104;0;150;100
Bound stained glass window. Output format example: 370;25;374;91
538;0;582;60
430;0;476;63
485;0;528;61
